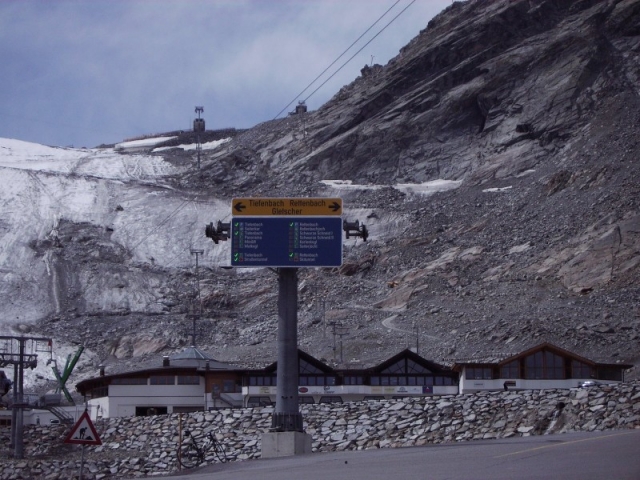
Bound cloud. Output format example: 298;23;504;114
0;0;450;147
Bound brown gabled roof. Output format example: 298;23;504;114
451;342;633;371
75;365;200;394
75;346;240;395
497;342;596;366
261;349;337;374
368;348;450;374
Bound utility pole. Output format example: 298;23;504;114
319;298;326;339
336;325;349;365
328;321;338;362
190;249;204;346
327;322;348;364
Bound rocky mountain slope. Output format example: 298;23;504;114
2;0;639;389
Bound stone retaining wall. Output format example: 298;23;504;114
2;382;639;479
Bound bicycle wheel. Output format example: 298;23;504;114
179;443;201;469
212;438;228;463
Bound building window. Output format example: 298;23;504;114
597;367;622;381
301;376;322;386
545;351;565;379
525;352;544;379
524;351;565;379
300;376;335;386
249;376;276;386
434;376;455;386
571;360;593;379
343;376;363;385
177;375;200;385
382;359;405;375
501;360;520;379
299;359;324;374
371;375;437;386
150;375;175;385
91;386;108;398
381;358;432;375
407;359;431;374
112;377;147;385
418;376;434;387
465;367;492;380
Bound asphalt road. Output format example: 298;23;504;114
157;429;640;480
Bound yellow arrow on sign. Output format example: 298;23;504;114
232;198;342;216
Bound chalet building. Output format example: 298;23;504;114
452;342;631;393
75;348;457;418
76;347;245;418
74;342;631;420
244;349;457;407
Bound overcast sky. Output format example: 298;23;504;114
0;0;450;148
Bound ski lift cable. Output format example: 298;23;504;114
302;0;417;105
272;0;404;120
125;198;193;254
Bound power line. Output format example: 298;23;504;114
125;198;193;254
273;0;404;120
302;0;417;105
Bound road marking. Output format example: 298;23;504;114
494;431;636;458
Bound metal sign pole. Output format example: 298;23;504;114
79;444;85;480
204;198;364;457
272;267;302;432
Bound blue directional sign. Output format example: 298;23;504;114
231;217;343;267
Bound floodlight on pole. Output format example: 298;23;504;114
193;106;205;168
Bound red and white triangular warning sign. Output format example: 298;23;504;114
64;410;102;445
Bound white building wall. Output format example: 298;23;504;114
458;369;619;393
433;386;458;395
102;383;205;418
243;384;457;404
0;404;94;426
90;396;110;420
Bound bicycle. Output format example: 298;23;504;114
178;430;228;469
